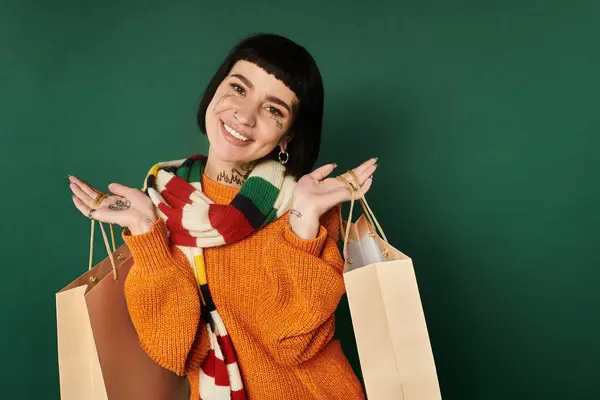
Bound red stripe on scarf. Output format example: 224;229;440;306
202;350;231;386
217;334;237;365
165;175;196;200
159;206;184;231
162;189;192;209
208;204;254;243
156;205;196;246
232;390;248;400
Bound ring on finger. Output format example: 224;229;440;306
87;208;96;219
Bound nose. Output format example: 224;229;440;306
233;108;256;127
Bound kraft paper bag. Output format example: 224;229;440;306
338;176;442;400
56;218;189;399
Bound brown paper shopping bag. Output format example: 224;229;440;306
56;213;188;399
337;174;442;400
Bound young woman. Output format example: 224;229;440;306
69;33;377;400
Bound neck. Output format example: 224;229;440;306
204;151;257;188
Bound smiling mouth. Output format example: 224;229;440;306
223;122;252;141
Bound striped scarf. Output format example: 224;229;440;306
142;154;296;400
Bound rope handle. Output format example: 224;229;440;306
336;176;357;260
88;193;118;280
340;172;378;238
347;170;388;243
336;171;389;260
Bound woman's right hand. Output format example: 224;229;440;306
68;175;158;235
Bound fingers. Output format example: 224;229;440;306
71;195;95;219
308;163;337;181
71;195;119;225
68;175;103;220
68;175;99;198
69;176;116;210
339;177;373;202
352;157;378;176
334;157;377;204
107;182;135;197
70;183;111;220
340;158;378;190
69;181;96;208
358;176;373;197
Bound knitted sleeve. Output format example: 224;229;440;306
122;219;208;376
254;207;346;366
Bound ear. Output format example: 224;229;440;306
279;133;293;152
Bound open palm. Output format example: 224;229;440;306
292;157;378;218
68;175;156;228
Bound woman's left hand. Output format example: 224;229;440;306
289;157;378;239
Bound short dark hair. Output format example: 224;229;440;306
197;33;324;179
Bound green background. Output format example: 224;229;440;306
2;0;598;398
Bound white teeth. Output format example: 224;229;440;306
224;123;249;141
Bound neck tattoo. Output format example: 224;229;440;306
289;209;303;218
216;161;257;186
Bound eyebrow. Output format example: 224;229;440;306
230;73;295;115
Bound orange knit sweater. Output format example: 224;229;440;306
123;174;365;400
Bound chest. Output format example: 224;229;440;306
201;219;286;311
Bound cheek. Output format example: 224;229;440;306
210;91;234;113
256;119;288;145
205;91;235;135
204;97;228;140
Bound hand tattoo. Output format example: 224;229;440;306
108;198;131;211
216;161;257;185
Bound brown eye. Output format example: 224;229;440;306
267;106;283;116
230;83;245;95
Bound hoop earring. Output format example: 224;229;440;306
278;150;289;165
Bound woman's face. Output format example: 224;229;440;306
205;60;299;165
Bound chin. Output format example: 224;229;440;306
208;136;251;164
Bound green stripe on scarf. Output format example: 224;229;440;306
239;176;280;225
188;158;203;183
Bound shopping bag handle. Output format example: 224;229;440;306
88;193;118;280
336;175;357;260
342;172;380;239
347;170;388;243
336;171;390;261
337;170;388;233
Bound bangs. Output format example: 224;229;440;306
229;41;316;113
197;33;324;179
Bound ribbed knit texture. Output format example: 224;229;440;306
123;173;365;400
142;154;298;399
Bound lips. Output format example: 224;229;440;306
223;121;251;141
220;120;254;146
